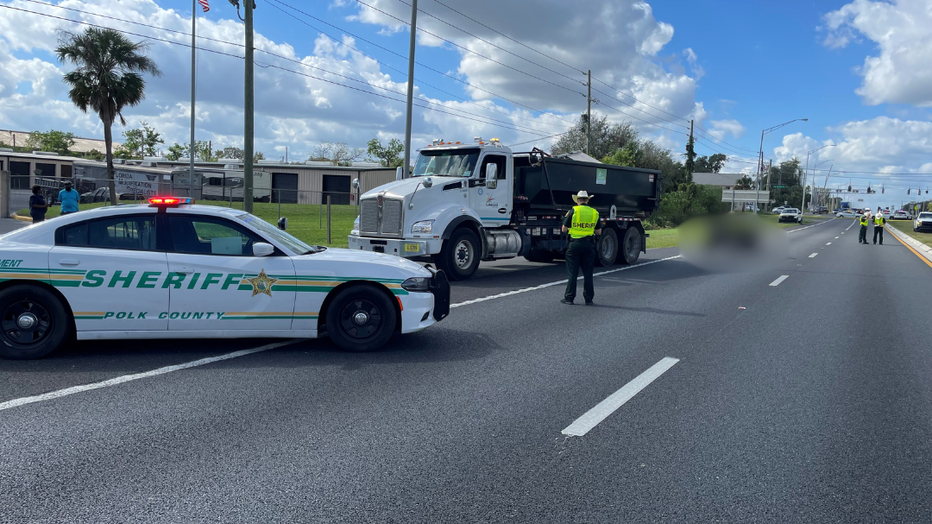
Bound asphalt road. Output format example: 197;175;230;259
2;218;931;523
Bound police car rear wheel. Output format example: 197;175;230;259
326;286;396;352
0;285;70;360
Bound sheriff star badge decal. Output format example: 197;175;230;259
246;269;278;297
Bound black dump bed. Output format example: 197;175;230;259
514;155;661;217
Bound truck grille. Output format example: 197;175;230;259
382;199;403;235
359;197;403;236
360;200;379;234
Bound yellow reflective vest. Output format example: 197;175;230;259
874;215;884;226
860;216;869;227
569;205;599;239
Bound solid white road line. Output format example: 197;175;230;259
809;253;819;258
787;218;835;234
0;340;299;413
562;357;679;437
451;255;682;309
769;275;790;287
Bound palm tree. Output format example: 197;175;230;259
56;28;161;205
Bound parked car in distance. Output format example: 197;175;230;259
835;209;858;218
772;206;787;215
779;208;803;223
914;212;932;232
815;206;828;214
892;210;912;220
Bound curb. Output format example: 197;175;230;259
885;225;932;265
11;214;32;223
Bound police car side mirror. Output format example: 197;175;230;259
277;217;288;230
253;242;275;257
485;164;498;189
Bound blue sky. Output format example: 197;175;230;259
2;0;932;209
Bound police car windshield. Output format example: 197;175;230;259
234;212;315;254
412;149;480;177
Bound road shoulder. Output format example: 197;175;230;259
885;224;932;267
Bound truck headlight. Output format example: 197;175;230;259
401;277;431;292
351;216;360;236
411;220;434;234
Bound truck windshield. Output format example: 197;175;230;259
413;149;480;177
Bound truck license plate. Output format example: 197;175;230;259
404;243;419;252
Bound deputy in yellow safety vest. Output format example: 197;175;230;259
873;208;885;245
561;190;602;305
858;211;870;244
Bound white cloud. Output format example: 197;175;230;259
707;119;745;141
822;0;932;106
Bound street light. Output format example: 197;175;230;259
758;118;808;211
803;144;835;213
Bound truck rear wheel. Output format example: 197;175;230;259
435;228;480;281
619;227;642;265
595;228;618;267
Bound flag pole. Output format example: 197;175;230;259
189;0;197;191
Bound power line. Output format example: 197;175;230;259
2;4;559;139
508;132;569;148
352;0;587;98
264;0;566;134
393;0;586;88
269;0;579;126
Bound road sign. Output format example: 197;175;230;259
772;185;786;188
721;190;770;203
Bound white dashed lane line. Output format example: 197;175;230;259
826;242;832;245
809;253;819;258
769;275;790;287
562;357;680;437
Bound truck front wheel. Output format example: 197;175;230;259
595;228;618;267
435;228;480;281
619;227;642;265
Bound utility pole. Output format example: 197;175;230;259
684;119;695;180
243;0;254;212
402;0;418;179
586;70;591;156
189;0;196;194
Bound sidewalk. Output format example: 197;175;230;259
885;224;932;265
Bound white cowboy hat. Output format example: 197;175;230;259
572;190;593;203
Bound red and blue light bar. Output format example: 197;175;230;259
148;196;194;206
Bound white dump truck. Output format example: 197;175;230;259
348;138;662;280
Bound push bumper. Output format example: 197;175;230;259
347;235;432;257
428;267;450;321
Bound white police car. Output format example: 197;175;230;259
0;197;449;359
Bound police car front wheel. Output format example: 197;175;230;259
325;285;397;352
0;285;71;360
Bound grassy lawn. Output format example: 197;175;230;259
886;220;932;248
21;200;685;250
645;228;678;249
19;201;359;248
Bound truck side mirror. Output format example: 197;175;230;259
352;178;360;189
485;164;498;190
277;217;288;231
395;167;403;181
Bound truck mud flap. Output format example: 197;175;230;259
430;270;451;321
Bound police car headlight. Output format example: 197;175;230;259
411;220;434;234
401;277;431;292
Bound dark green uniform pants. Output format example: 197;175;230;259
873;225;883;244
859;225;867;243
564;237;595;302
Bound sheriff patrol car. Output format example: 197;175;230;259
0;197;449;360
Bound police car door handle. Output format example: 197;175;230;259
174;267;195;274
58;259;80;266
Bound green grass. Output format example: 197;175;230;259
20;200;687;250
645;228;678;249
886;220;932;248
19;200;359;248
